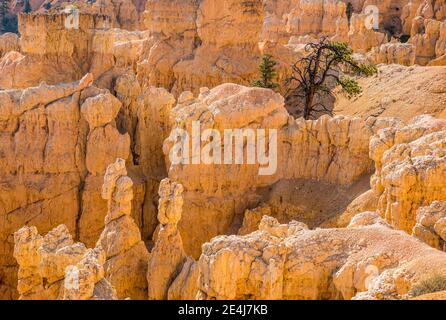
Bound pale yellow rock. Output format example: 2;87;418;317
147;178;189;300
14;224;117;300
334;64;446;121
61;247;117;300
198;215;446;300
0;75;95;299
164;83;397;258
96;159;149;300
369;42;416;66
410;18;442;65
85;125;131;175
169;0;265;94
81;93;122;130
238;206;273;236
326;190;380;228
413;201;446;251
134;86;176;239
370;115;446;234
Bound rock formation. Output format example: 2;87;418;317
7;0;146;31
0;33;19;58
13;224;116;300
13;158;150;300
96;158;149;300
334;64;446;121
1;0;446;302
413;201;446;251
370;115;446;234
197;214;446;300
162;83;399;258
138;0;265;95
147;178;196;300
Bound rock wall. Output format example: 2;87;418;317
370;115;446;234
164;83;397;257
8;0;147;31
0;12;150;89
0;33;19;58
147;178;195;300
14;224;117;300
12;158;150;300
197;214;446;300
138;0;265;95
0;73;155;299
262;0;446;67
96;159;149;300
413;201;446;251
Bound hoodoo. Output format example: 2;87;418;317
0;0;445;303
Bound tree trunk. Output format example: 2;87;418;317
304;90;315;120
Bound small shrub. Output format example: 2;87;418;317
409;275;446;297
252;54;279;90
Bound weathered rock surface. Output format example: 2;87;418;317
263;0;446;67
164;83;397;257
0;12;150;90
138;0;265;95
413;201;446;251
147;178;195;300
9;0;147;31
371;115;446;233
13;224;116;300
197;214;446;300
3;0;446;302
96;158;149;300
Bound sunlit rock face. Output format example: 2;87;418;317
8;0;147;30
2;0;446;302
163;83;398;258
14;224;117;300
96;159;149;300
138;0;265;95
197;214;446;300
371;115;446;234
262;0;446;67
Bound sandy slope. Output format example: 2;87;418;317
334;65;446;122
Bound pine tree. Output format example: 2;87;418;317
23;0;32;13
285;38;377;120
252;54;279;90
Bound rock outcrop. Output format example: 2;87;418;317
0;75;92;299
96;158;149;300
370;115;446;233
0;33;19;58
0;12;151;90
164;83;397;257
2;0;446;302
13;224;116;300
413;201;446;251
13;158;150;300
262;0;446;67
334;64;446;121
147;178;196;300
197;214;446;300
8;0;147;31
138;0;265;95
